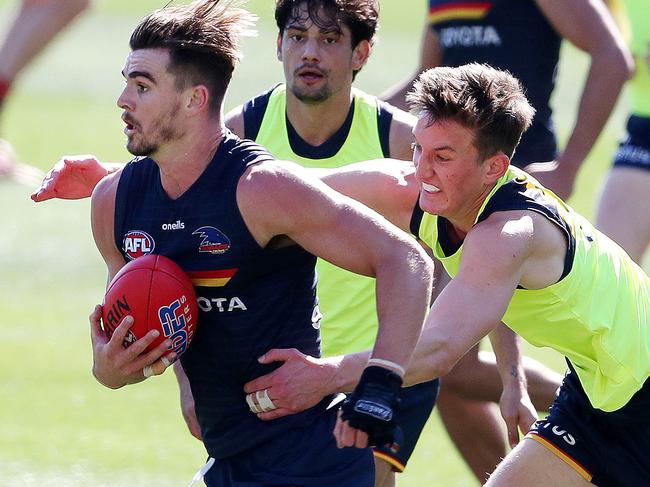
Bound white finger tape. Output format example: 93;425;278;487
143;365;154;378
246;393;261;413
256;389;277;412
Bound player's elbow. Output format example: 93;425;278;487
409;335;459;383
596;41;635;83
404;243;435;288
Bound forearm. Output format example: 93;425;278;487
371;244;433;371
559;47;631;171
488;323;527;392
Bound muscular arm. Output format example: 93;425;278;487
237;160;433;370
528;0;633;199
246;212;548;421
315;158;420;232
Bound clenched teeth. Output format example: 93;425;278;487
422;182;440;193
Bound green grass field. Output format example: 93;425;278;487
0;1;639;485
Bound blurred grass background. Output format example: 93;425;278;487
0;0;638;485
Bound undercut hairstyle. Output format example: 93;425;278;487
407;63;536;161
130;0;256;114
275;0;379;77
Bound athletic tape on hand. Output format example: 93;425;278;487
256;389;276;412
143;360;168;378
246;393;261;413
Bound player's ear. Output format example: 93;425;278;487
351;40;371;72
186;84;210;114
483;152;509;184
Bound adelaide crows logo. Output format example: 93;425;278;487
192;226;231;254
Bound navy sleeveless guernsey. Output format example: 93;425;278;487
114;133;331;460
428;0;561;166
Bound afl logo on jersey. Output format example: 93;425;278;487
192;226;231;254
123;230;155;260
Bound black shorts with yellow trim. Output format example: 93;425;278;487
373;379;439;472
612;114;650;171
525;363;650;486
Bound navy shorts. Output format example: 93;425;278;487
373;379;440;472
204;406;374;486
526;363;650;486
612;115;650;171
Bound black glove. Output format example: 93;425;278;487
340;365;403;448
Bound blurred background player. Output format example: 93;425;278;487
596;0;650;265
380;0;632;480
0;0;90;183
384;0;631;201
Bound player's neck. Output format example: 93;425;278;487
285;87;353;146
154;122;225;200
446;187;494;239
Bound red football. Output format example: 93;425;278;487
102;254;198;356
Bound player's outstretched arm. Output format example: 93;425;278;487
31;155;121;202
238;159;432;371
334;211;536;448
238;160;433;446
314;158;420;232
89;171;174;388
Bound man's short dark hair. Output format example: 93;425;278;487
407;63;536;161
275;0;378;78
130;0;256;114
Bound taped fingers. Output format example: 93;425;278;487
143;357;171;378
246;393;261;413
246;389;277;413
257;389;276;412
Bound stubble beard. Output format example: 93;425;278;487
126;103;183;157
290;81;332;104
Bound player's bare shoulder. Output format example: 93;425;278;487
236;159;323;245
388;104;417;161
224;104;245;138
91;165;124;211
470;209;567;289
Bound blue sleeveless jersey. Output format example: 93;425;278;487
114;133;331;459
428;0;561;166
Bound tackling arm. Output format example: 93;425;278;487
238;160;432;445
314;158;420;233
31;155;121;202
238;160;433;371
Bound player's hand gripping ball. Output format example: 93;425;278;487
102;254;198;356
